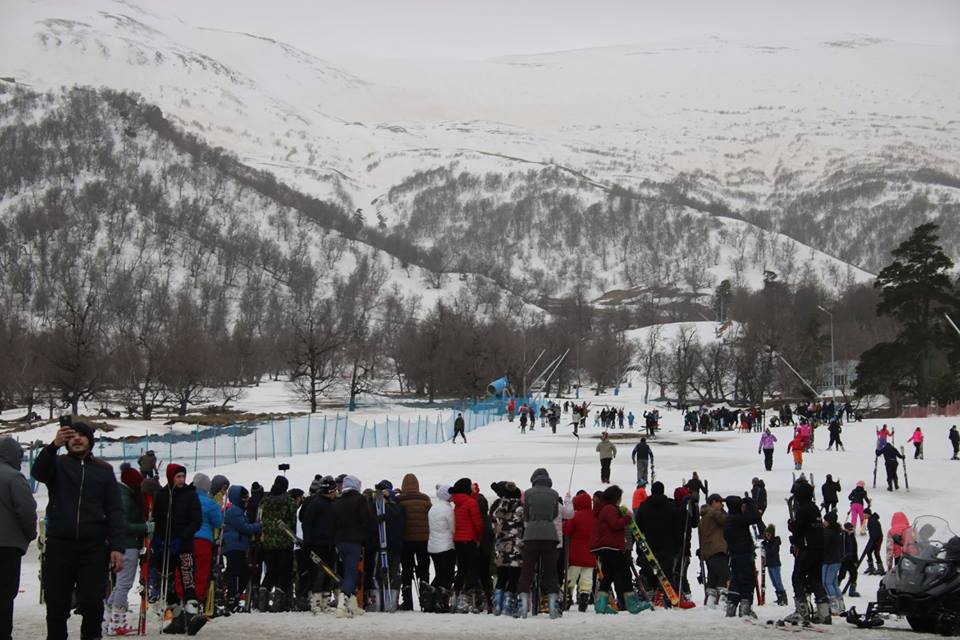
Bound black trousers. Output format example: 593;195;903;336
0;547;22;640
791;549;826;603
453;541;477;591
763;448;774;470
224;550;249;599
600;458;612;483
430;549;456;590
44;538;109;640
495;565;521;592
401;540;429;586
838;558;858;590
308;544;339;593
885;460;900;489
516;540;559;595
261;548;293;591
727;552;755;605
596;549;631;598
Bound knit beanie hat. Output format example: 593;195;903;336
341;475;361;493
210;475;230;496
451;478;473;495
651;481;665;496
71;419;96;449
166;463;186;486
192;472;212;494
121;466;143;492
436;484;452;501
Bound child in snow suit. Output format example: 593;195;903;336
787;434;805;470
763;525;788;606
562;491;596;612
821;512;844;614
886;512;916;571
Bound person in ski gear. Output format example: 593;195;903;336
821;475;840;514
595;432;616;484
877;441;905;491
427;484;456;613
750;477;768;523
152;462;205;634
222;485;262;609
722;495;760;618
698;494;728;609
821;511;844;615
631;479;648;511
787;479;830;625
907;427;924;459
516;468;562;619
759;429;777;471
762;525;788;606
507;398;516;422
826;420;844;451
189;473;223;612
258;475;296;612
886;512;916;571
673;486;699;605
138;449;158;479
839;522;860;598
685;472;706;504
631;437;653;484
787;433;804;470
103;464;151;636
333;475;371;618
210;475;230;507
876;424;893;451
396;473;431;611
370;480;405;612
32;419;125;640
0;437;37;640
635;482;681;601
452;413;467;443
950;425;959;460
450;477;483;613
472;482;496;612
560;490;595;613
490;481;524;616
864;509;884;574
298;475;337;613
848;481;870;535
589;485;649;615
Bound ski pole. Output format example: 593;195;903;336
567;435;581;493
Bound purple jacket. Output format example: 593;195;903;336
759;432;778;451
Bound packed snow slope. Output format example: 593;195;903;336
4;0;958;301
14;378;960;638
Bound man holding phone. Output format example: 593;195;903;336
31;416;125;640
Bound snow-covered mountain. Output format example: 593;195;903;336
3;0;959;304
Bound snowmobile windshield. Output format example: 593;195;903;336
909;516;956;562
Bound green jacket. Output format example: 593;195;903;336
260;493;297;550
120;484;148;550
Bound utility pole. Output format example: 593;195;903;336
817;305;836;403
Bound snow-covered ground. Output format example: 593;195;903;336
11;379;957;638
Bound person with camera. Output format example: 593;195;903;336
31;417;125;640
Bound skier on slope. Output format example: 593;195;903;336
787;432;805;470
950;425;960;460
848;481;871;535
827;420;844;451
596;432;616;484
820;474;840;515
877;441;906;491
759;429;777;471
452;413;467;443
907;427;924;460
631;437;654;485
721;495;760;618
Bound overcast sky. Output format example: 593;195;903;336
161;0;960;59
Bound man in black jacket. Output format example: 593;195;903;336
722;495;760;618
787;481;829;625
821;475;841;514
31;418;125;640
0;437;37;640
634;481;680;599
152;462;204;634
333;475;372;618
878;442;905;491
299;475;339;613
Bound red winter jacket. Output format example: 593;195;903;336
562;493;596;567
589;500;632;552
451;493;483;543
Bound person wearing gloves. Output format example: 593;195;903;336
0;437;37;640
32;418;125;640
786;479;830;626
516;468;563;619
103;465;153;636
449;477;483;613
426;483;456;613
333;475;372;618
222;485;262;610
152;462;204;634
588;484;650;615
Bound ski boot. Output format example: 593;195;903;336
594;591;617;614
310;592;329;615
270;588;288;613
548;594;560;619
678;594;697;609
813;600;832;624
112;605;136;636
725;596;739;618
454;591;470;614
162;604;186;635
503;592;516;617
577;592;589;613
624;592;651;614
518;593;529;619
184;600;206;636
739;601;757;619
347;594;365;616
399;585;414;611
419;583;434;613
335;594;352;619
705;587;719;609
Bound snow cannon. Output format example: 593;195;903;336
487;377;509;396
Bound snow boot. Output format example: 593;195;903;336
577;592;589;612
836;595;846;614
433;587;450;613
112;605;136;636
705;587;719;609
269;588;287;613
725;595;739;618
455;591;470;614
335;594;352;619
814;600;833;624
624;592;651;614
256;587;269;612
161;605;186;635
386;589;400;613
492;590;504;616
548;594;560;619
678;594;696;609
739;601;757;619
518;593;529;619
400;585;413;611
776;590;788;606
347;594;365;616
183;600;206;636
503;592;516;617
595;591;617;614
419;583;434;613
310;592;329;614
848;587;861;598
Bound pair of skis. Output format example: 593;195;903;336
278;524;342;585
628;518;680;606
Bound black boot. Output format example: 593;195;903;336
256;587;269;612
270;588;288;613
162;606;187;635
419;583;435;613
400;585;414;611
577;592;589;612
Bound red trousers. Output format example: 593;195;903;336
176;539;214;603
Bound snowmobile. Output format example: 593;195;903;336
847;516;960;635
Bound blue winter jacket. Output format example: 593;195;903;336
223;485;262;553
194;490;223;543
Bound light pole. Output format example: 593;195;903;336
817;305;836;404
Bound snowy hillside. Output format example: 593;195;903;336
4;0;959;301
